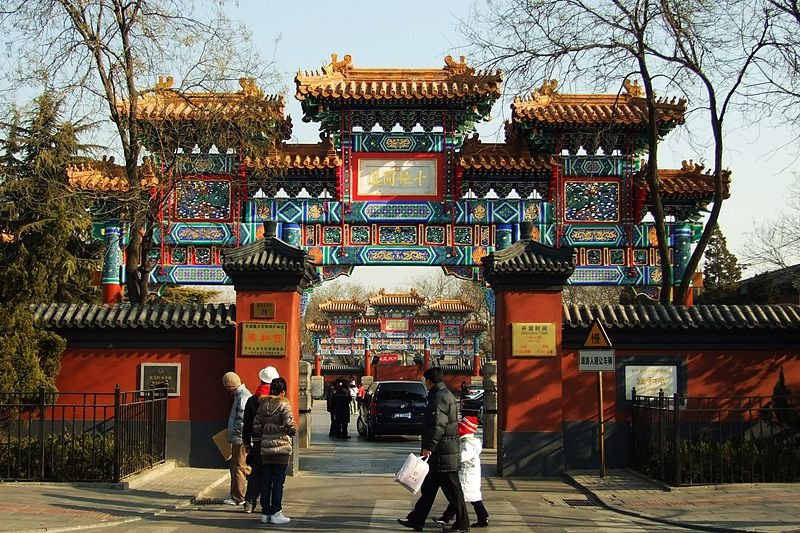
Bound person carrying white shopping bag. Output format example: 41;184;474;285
397;367;470;533
395;453;429;493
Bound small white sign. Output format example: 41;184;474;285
625;365;678;399
579;349;615;372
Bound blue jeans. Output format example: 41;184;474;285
259;462;288;515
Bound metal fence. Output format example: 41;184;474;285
631;390;800;485
0;385;167;482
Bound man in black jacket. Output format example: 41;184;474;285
398;367;470;532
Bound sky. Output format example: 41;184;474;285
221;0;798;287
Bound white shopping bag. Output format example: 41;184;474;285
394;453;429;494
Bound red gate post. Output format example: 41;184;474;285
364;337;372;376
423;338;431;370
482;222;575;477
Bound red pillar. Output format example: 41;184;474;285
364;338;372;377
473;353;481;377
423;338;431;370
483;222;574;477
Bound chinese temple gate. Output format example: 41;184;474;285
307;289;485;376
67;54;728;300
61;54;737;477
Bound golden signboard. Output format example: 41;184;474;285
252;302;276;319
353;155;442;200
512;323;557;357
240;322;287;356
383;317;410;332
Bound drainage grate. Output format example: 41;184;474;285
191;497;227;505
563;498;598;507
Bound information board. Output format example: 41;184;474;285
511;323;557;357
240;322;287;356
139;363;181;396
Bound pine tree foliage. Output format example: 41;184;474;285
0;92;101;304
0;93;101;393
703;225;742;289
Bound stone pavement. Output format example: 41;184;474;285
567;470;800;533
2;403;800;532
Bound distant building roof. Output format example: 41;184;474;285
368;288;426;307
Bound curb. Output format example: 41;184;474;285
8;466;227;533
562;472;747;533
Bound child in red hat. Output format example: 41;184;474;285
433;415;490;528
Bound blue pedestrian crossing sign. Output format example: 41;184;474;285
582;318;612;348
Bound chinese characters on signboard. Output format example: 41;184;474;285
240;322;287;356
382;318;411;333
140;363;181;396
624;365;678;399
578;350;615;372
355;156;440;200
511;323;557;357
252;302;275;319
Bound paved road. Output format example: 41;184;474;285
86;404;696;532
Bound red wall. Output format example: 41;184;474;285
561;348;800;425
57;347;232;421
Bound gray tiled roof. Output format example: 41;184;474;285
29;302;800;332
563;304;800;330
222;237;314;274
31;303;235;329
483;239;575;274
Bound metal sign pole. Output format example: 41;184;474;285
598;371;605;478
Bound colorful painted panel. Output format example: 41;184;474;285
562;155;637;176
175;179;231;221
352;132;442;152
564;180;619;223
362;203;435;221
170;247;187;265
350;226;370;245
454;227;473;246
564;225;623;246
363;248;433;264
322;227;342;245
332;325;352;338
378;226;417;245
168;223;233;245
441;324;462;338
193;247;212;265
425;226;445;245
171;154;234;175
609;249;626;266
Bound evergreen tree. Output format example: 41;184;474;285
703;226;742;289
0;93;101;392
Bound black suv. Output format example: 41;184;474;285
356;380;428;440
460;387;484;425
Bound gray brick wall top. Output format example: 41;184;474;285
563;304;800;331
31;303;235;329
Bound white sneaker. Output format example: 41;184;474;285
223;498;242;506
260;514;271;524
271;510;290;524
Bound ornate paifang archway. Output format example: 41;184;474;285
67;54;727;303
